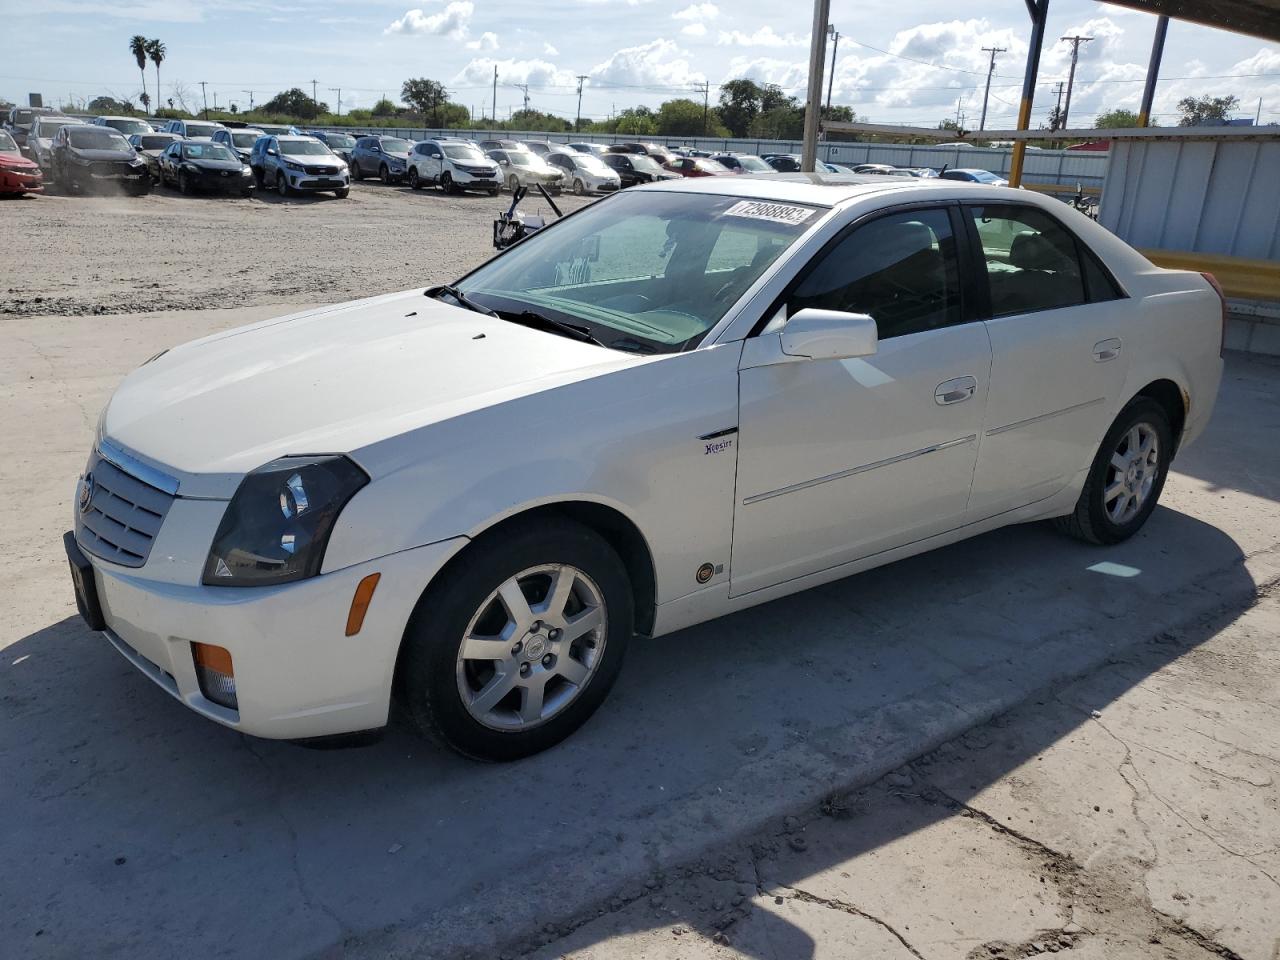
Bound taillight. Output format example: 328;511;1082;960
1201;272;1227;357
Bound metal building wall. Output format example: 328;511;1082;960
1101;138;1280;260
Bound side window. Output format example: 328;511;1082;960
966;205;1087;316
789;208;962;340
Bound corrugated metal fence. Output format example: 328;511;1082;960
309;125;1108;189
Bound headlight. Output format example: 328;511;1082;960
241;166;252;175
389;157;405;168
202;455;368;587
284;159;304;171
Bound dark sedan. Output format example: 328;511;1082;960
600;152;679;187
159;141;254;196
762;154;802;172
50;126;150;195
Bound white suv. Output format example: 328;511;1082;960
407;138;501;195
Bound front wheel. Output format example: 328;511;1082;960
399;519;632;761
440;171;455;194
507;174;519;193
379;164;391;185
335;186;350;198
179;170;193;195
1053;397;1173;545
349;160;362;181
275;171;289;197
409;167;421;190
572;178;586;196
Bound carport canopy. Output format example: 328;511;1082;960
1103;0;1280;42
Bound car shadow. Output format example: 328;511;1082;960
0;503;1257;959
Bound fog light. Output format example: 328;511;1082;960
192;642;238;710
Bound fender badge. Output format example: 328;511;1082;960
696;562;715;584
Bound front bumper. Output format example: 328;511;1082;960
77;530;467;739
289;170;350;191
452;169;500;190
0;168;43;194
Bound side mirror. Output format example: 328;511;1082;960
266;148;277;156
780;309;878;361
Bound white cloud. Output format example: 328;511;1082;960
722;56;807;91
672;2;717;21
466;31;498;50
385;3;473;38
543;42;559;56
589;38;704;87
681;23;706;37
455;57;575;87
717;26;806;48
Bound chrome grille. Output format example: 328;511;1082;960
77;455;175;568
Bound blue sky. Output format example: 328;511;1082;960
2;0;1277;127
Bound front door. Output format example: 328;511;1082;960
731;206;992;597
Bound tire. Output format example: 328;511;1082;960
240;186;255;198
573;178;586;196
179;170;192;195
132;179;151;197
276;171;289;197
409;167;421;190
507;174;519;193
488;187;500;197
253;166;264;189
400;518;633;761
1053;397;1172;545
440;171;454;194
379;164;391;185
335;186;350;198
349;159;362;181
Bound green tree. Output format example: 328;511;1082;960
261;88;325;119
1177;95;1239;126
718;78;765;138
401;78;448;126
145;40;166;113
1095;108;1139;128
507;108;569;132
751;104;804;140
129;35;149;107
139;91;151;112
88;95;135;114
371;98;398;117
657;98;708;136
614;107;658;136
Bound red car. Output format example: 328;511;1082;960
0;129;43;196
662;157;732;178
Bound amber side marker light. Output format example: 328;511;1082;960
345;573;382;636
191;642;237;710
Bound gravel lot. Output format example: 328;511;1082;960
1;181;594;317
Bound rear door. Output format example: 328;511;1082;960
963;202;1130;516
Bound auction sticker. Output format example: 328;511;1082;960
723;200;815;226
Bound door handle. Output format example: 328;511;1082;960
935;376;977;405
1093;338;1122;362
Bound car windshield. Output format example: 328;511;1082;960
458;191;819;353
137;135;174;150
575;155;609;173
505;151;534;166
184;123;220;138
694;159;729;174
736;156;772;172
231;131;262;147
34;118;76;136
324;134;355;148
443;144;484;160
281;140;332;156
13;110;35;124
184;143;237;161
629;155;663;173
103;118;150;135
381;138;411;154
969;170;1003;182
0;131;18;152
67;128;130;151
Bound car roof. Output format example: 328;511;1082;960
627;172;1043;208
277;135;318;143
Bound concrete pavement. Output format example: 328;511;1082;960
2;306;1278;960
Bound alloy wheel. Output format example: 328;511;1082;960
380;164;390;184
1104;423;1159;524
455;563;607;731
276;171;288;197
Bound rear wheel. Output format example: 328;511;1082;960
1053;397;1173;545
399;519;632;761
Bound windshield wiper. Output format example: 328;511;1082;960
502;310;606;347
424;284;498;317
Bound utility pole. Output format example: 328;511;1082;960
492;66;498;128
310;78;319;117
575;75;588;132
692;81;710;135
954;94;966;131
515;83;529;113
826;25;840;112
243;90;255;111
212;91;219;112
330;87;341;116
1059;34;1092;130
978;45;1006;131
1052;81;1065;128
199;81;208;119
800;0;831;171
1256;97;1263;125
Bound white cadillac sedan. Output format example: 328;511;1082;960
65;175;1225;760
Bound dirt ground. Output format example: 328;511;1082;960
2;180;593;317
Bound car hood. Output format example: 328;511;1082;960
101;290;641;496
70;148;137;161
281;152;341;166
187;158;244;171
0;151;39;169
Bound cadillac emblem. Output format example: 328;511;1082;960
78;473;95;514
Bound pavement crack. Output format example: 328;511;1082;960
780;885;927;959
1151;908;1248;960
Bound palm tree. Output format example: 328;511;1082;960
129;35;148;107
146;39;166;114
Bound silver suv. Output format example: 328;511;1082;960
406;138;500;194
250;135;350;198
